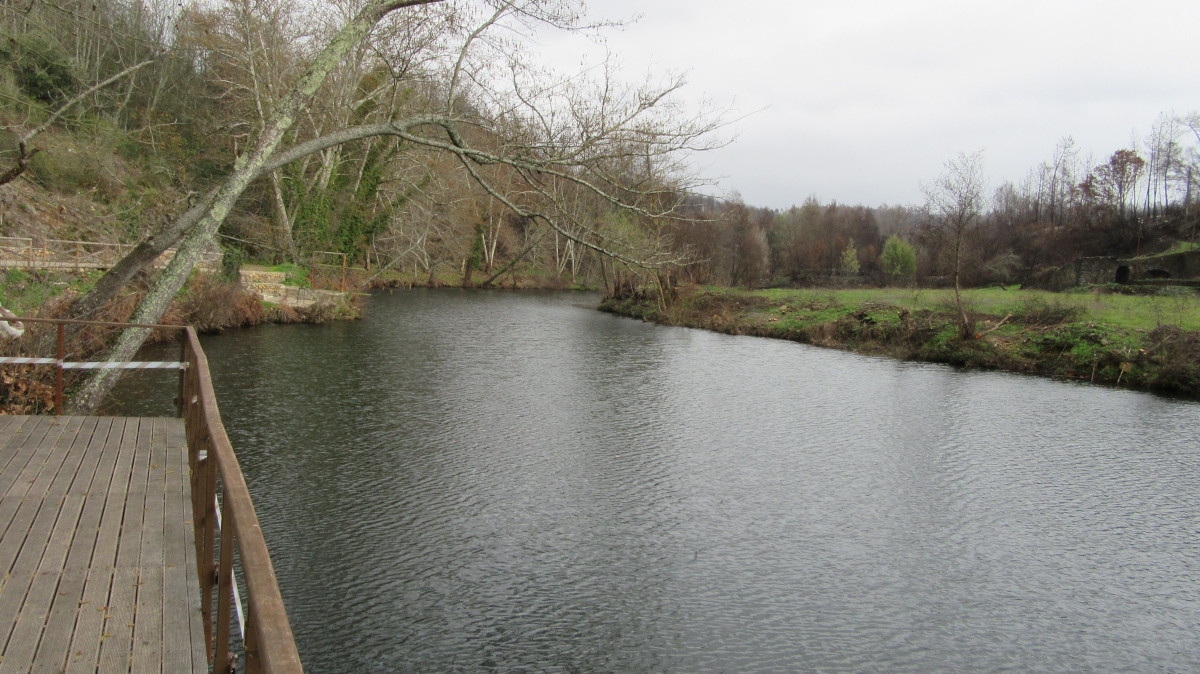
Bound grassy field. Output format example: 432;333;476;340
744;286;1200;332
602;284;1200;398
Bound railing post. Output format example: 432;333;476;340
244;602;262;674
54;323;64;415
200;437;218;659
214;496;236;674
177;334;187;417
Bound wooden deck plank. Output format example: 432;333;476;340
41;417;102;502
0;416;209;674
131;418;168;674
57;417;116;574
99;419;151;671
28;417;114;674
27;566;87;674
29;417;115;674
0;417;101;671
130;565;164;674
115;419;152;570
140;419;167;568
95;565;138;673
0;417;83;638
160;417;194;673
58;417;121;580
0;414;34;452
170;417;210;671
0;415;32;453
0;417;69;538
0;494;87;672
64;418;132;674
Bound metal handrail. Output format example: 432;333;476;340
0;317;189;412
0;318;303;673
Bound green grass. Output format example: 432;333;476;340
744;286;1200;331
1161;241;1199;255
610;284;1200;398
267;263;309;287
0;268;98;314
1136;241;1199;258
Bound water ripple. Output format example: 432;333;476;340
110;290;1200;672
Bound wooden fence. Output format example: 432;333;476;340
0;236;220;271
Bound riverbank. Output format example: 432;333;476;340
0;267;362;330
599;285;1200;398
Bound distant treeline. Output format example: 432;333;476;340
666;125;1200;289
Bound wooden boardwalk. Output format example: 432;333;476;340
0;415;207;673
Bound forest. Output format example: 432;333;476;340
673;127;1199;290
1;0;720;294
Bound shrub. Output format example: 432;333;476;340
1012;297;1081;327
219;245;245;282
178;276;264;332
881;235;917;280
0;34;79;104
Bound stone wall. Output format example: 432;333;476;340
1133;250;1200;279
238;270;346;308
1026;250;1200;290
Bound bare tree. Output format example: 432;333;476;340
923;150;986;340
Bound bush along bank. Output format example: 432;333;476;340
599;286;1200;399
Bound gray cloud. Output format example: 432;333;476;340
536;0;1200;208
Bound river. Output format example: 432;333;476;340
113;289;1200;672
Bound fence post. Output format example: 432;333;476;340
55;323;64;415
177;334;187;417
214;497;236;673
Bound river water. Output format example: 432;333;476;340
114;289;1200;672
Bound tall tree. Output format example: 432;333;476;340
923;150;986;340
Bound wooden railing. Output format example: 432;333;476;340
0;237;133;270
0;318;303;673
181;326;304;674
0;236;220;271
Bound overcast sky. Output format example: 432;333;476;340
535;0;1200;209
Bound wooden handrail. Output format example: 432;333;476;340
182;327;304;674
0;237;218;270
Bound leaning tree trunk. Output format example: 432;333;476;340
65;190;216;321
65;0;446;414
